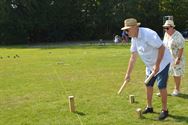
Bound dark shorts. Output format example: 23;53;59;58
146;64;170;89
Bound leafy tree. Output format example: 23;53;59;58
160;0;188;30
0;0;188;44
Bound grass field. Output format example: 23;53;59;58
0;42;188;125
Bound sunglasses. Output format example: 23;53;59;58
124;29;130;33
163;27;171;30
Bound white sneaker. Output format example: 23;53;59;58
171;90;180;96
156;92;161;97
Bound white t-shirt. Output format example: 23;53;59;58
130;27;172;75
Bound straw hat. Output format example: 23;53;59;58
163;20;175;27
121;18;141;30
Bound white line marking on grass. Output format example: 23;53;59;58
76;114;84;125
46;49;84;125
54;66;84;125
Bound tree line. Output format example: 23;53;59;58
0;0;188;44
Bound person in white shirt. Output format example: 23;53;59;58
163;20;185;96
121;18;171;120
114;35;121;44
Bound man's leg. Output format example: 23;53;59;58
142;86;154;114
157;64;170;120
146;86;153;107
142;71;156;114
159;88;167;111
158;87;168;120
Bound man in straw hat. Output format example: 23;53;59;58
163;20;185;96
122;18;172;120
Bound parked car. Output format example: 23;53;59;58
181;29;188;38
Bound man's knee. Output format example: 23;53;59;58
158;83;167;89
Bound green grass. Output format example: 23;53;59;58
0;43;188;125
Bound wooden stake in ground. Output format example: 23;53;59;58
129;95;135;104
68;96;75;112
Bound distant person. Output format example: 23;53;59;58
163;20;185;96
122;31;129;44
114;35;121;44
121;18;171;120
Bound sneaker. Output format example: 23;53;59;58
142;107;153;114
171;90;180;96
156;92;161;97
158;110;168;120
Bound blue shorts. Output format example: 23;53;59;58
146;64;170;89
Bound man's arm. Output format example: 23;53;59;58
153;45;165;75
125;52;138;81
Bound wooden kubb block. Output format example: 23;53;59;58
136;108;143;118
129;95;135;104
68;96;75;112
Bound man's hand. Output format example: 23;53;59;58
152;64;159;75
124;74;130;82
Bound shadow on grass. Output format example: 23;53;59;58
167;93;188;99
169;114;188;123
177;93;188;99
74;111;86;116
133;101;139;104
142;112;188;123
